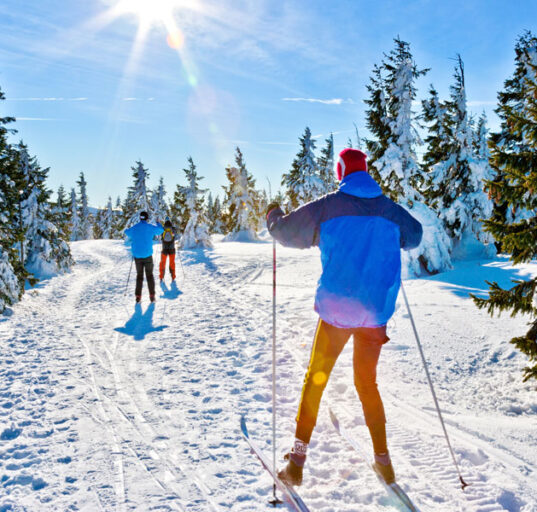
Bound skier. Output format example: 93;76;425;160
124;211;164;303
159;219;177;281
267;148;423;486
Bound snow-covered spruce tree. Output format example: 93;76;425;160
317;133;337;193
177;157;212;249
124;160;152;228
473;33;537;382
52;185;71;241
94;197;116;239
0;87;21;310
364;37;451;276
76;172;93;240
69;188;80;241
424;56;494;258
206;193;224;234
151;177;169;222
222;147;259;241
282;127;324;209
16;142;72;279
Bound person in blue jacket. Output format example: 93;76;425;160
267;148;423;486
124;211;164;303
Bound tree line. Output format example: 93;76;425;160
1;32;536;380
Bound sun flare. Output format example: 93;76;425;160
113;0;191;29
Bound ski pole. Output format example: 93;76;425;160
269;237;283;507
400;280;469;490
124;257;134;296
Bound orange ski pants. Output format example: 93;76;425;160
159;253;176;280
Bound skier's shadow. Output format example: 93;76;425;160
114;303;168;341
160;280;182;300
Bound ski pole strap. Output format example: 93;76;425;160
400;281;469;490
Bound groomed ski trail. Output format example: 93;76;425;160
1;240;536;511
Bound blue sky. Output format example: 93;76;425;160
1;0;536;207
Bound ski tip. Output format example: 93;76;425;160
460;476;470;491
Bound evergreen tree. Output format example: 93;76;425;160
0;87;21;310
124;160;151;228
69;188;80;241
176;157;212;249
151;177;168;221
222;147;259;240
76;172;93;240
473;32;537;381
425;56;494;251
317;133;337;193
16;142;72;278
364;37;451;276
52;185;71;241
206;192;224;234
95;197;116;239
282;127;324;208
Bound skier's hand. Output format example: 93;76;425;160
266;202;280;218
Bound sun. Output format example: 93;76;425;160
114;0;177;28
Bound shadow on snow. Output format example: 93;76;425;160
114;303;168;341
420;255;533;299
160;280;183;300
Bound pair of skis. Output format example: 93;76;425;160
241;412;419;511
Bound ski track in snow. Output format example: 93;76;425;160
1;239;536;511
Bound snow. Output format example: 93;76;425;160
1;239;537;511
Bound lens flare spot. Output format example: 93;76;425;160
313;371;327;386
188;73;198;87
166;29;184;50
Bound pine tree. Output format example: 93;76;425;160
151;177;168;222
124;160;152;228
53;185;71;241
206;193;224;234
364;37;451;276
222;147;259;240
95;197;116;239
425;56;494;253
282;127;324;208
16;142;73;278
69;188;80;241
0;87;21;310
473;32;537;381
76;172;93;240
177;157;212;249
317;133;337;193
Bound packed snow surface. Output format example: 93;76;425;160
1;239;536;511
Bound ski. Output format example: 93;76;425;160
329;408;420;512
240;416;310;512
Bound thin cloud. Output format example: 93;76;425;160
16;117;61;121
282;97;354;105
6;97;88;101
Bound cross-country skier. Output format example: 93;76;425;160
267;148;423;486
124;211;164;303
160;219;177;281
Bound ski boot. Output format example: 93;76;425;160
277;451;305;486
373;452;395;484
135;295;141;303
150;294;156;303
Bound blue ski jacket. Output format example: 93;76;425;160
267;172;423;328
124;221;164;259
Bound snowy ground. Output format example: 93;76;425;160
1;239;537;511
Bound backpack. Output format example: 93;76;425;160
163;228;174;243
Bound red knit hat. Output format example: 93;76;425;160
336;148;368;181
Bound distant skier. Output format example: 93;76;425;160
267;149;423;486
124;211;164;303
160;219;177;281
